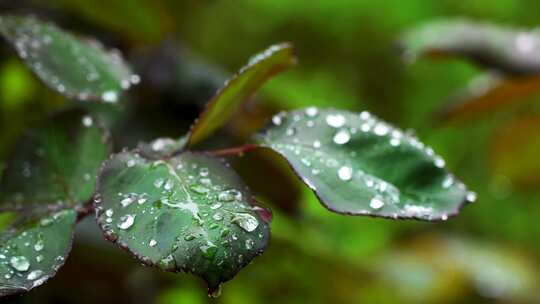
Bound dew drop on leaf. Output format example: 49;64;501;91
117;214;135;230
10;256;30;271
233;213;259;232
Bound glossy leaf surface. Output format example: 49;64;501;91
257;108;472;220
0;109;110;210
95;151;270;292
187;43;296;146
0;209;76;297
0;15;138;102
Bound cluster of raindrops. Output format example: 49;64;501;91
263;107;476;219
0;212;71;288
98;155;268;272
0;15;140;103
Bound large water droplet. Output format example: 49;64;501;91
333;129;350;145
34;239;44;252
117;214;135;230
326;114;346;128
305;107;318;117
233;213;259;232
102;90;118;103
337;166;353;181
27;269;43;280
10;256;30;271
369;196;385;209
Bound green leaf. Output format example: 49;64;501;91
256;108;473;220
187;43;296;147
94;151;271;293
0;109;111;210
0;209;76;297
0;15;138;102
399;19;540;75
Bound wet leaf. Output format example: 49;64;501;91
438;73;540;121
95;151;271;292
0;209;76;297
0;15;138;102
256;108;472;220
399;19;540;75
490;115;540;188
0;109;110;210
187;43;296;147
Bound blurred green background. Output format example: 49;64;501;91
2;0;540;303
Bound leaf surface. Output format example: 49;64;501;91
0;209;76;297
257;108;472;220
0;109;110;210
399;19;540;75
0;15;138;102
187;43;296;146
95;151;270;292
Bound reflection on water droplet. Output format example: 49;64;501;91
337;166;353;181
305;107;318;117
34;240;44;252
117;214;135;230
333;129;350;145
272;115;282;126
233;213;259;232
154;178;164;189
102;90;118;103
10;256;30;271
27;270;43;280
369;197;385;209
313;140;321;148
466;191;477;202
149;239;157;247
326;114;346;128
82;116;93;127
434;156;445;168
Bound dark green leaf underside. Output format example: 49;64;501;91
0;109;110;210
257;108;473;220
187;43;296;146
0;209;76;297
0;15;137;102
95;151;270;291
399;19;540;75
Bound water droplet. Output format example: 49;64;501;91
10;256;30;271
434;156;445;168
337;166;353;181
272;115;282;126
286;127;296;136
374;123;389;136
190;185;209;194
213;213;223;221
199;167;209;177
81;116;93;127
105;209;114;217
245;239;255;250
164;179;174;191
305;107;318;117
218;189;242;202
149;239;157;247
27;270;43;280
102;90;118;103
466;191;477;202
121;196;135;208
126;159;136;167
200;243;218;260
117;214;135;230
313;140;321;148
210;203;222;210
154;178;164;188
184;234;196;241
233;213;259;232
34;240;44;252
326;114;346;128
333;129;350;145
369;197;385;209
442;175;454;188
